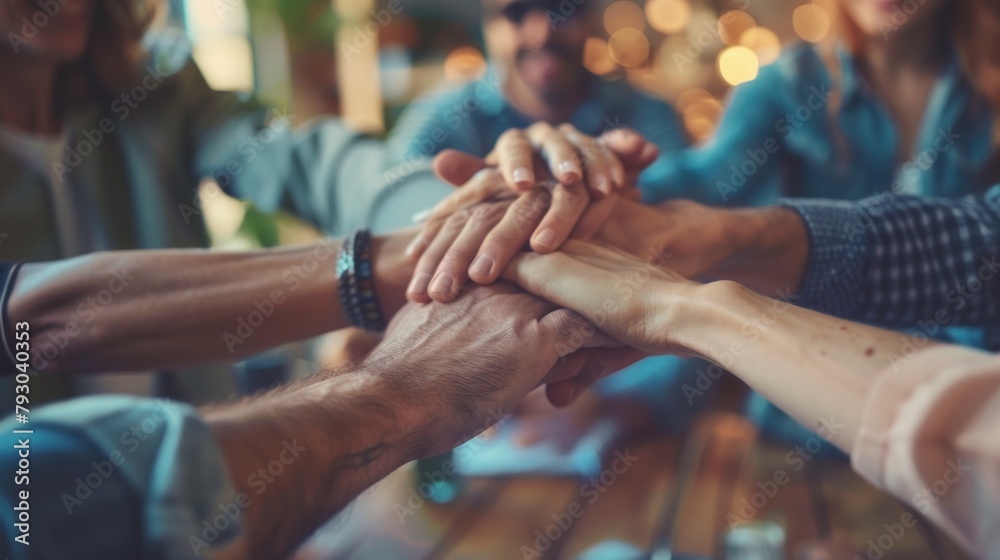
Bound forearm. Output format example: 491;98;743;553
674;281;942;451
205;368;421;560
8;231;414;374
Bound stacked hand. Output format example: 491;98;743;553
408;125;660;303
370;283;644;457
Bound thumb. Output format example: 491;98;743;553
433;150;488;186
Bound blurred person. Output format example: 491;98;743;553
0;0;640;402
637;0;1000;449
389;0;686;195
0;281;638;559
645;0;1000;205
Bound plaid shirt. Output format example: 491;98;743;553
784;185;1000;333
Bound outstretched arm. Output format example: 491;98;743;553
0;283;639;559
3;230;414;374
504;240;1000;557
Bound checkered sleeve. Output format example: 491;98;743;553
781;185;1000;328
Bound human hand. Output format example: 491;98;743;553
502;239;702;356
592;198;809;293
407;127;657;270
367;283;643;457
405;169;619;303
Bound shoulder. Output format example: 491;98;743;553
728;43;831;107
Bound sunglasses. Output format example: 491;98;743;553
487;0;590;25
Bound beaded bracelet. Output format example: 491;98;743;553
336;229;387;332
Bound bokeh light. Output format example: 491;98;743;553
793;4;831;43
718;45;759;85
604;1;646;34
646;0;692;34
718;10;756;46
443;46;487;82
583;37;618;75
608;28;650;68
739;26;781;66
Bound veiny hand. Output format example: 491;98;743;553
365;283;643;456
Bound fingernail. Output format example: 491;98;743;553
407;273;431;295
559;160;579;180
404;235;425;258
513;166;532;186
411;208;432;223
470;254;495;278
534;229;556;249
429;273;455;296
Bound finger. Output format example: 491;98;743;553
530;181;589;253
526;122;583;185
545;347;647;407
600;128;659;185
493;128;535;190
427;168;508;224
558;123;614;197
407;169;508;260
406;210;472;303
468;189;550;283
570;193;619;240
427;203;508;302
433;150;488;186
600;128;647;161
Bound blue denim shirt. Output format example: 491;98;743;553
643;43;996;206
387;69;688;191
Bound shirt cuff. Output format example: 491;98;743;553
778;198;868;318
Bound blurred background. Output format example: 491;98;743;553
161;0;839;247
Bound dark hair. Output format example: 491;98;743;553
59;0;158;110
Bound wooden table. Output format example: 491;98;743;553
294;411;968;560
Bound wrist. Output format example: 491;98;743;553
670;280;772;362
713;207;808;293
372;229;417;321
